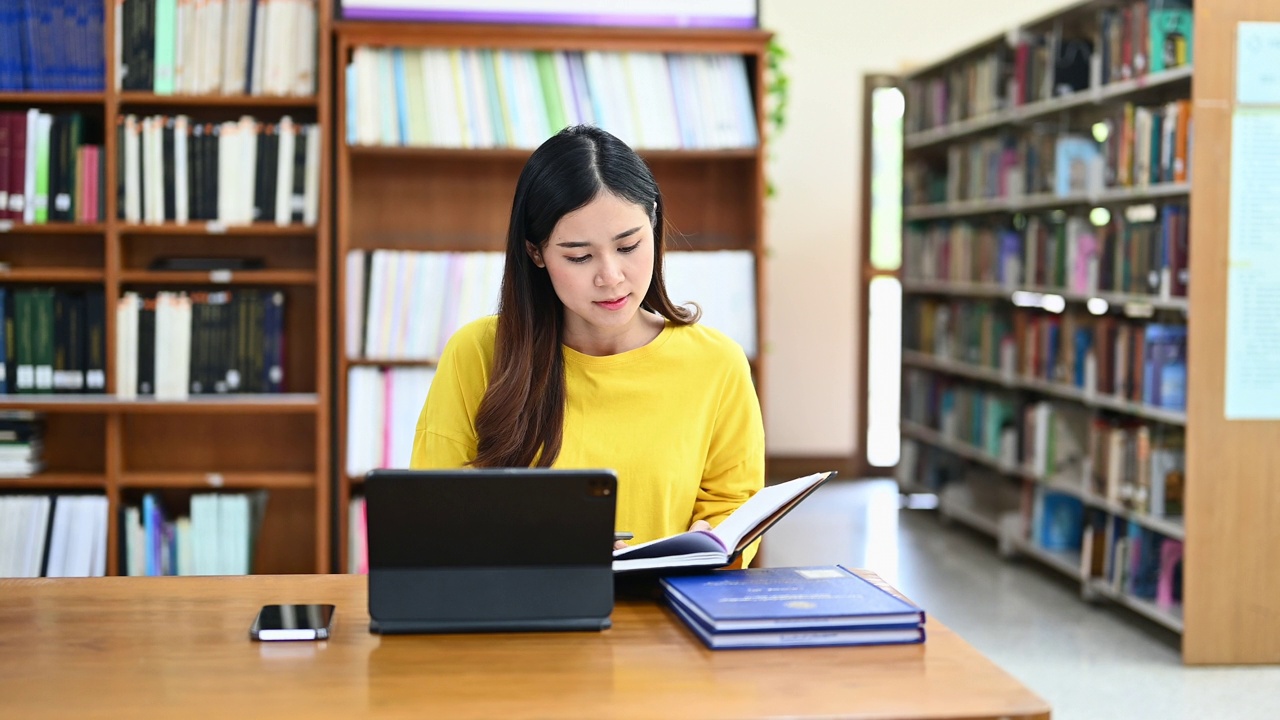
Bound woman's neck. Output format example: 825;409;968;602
562;311;666;356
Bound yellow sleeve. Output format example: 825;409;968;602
409;319;494;469
692;348;765;566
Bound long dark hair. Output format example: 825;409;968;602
472;126;697;468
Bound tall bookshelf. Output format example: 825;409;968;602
0;0;332;575
333;21;771;573
898;0;1280;664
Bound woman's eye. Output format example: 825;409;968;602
566;255;591;264
619;242;641;254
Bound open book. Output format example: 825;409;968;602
612;471;836;573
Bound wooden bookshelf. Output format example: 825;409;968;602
332;22;771;573
0;0;332;576
900;0;1280;663
896;0;1228;658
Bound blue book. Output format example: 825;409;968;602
667;600;925;650
661;565;925;632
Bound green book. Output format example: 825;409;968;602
14;290;35;393
535;52;567;134
33;113;51;224
154;0;177;95
33;289;55;393
1149;6;1194;73
479;51;510;147
403;49;429;146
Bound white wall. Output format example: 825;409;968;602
758;0;1076;457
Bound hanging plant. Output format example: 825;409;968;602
764;38;790;198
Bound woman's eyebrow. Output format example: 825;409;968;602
555;226;643;248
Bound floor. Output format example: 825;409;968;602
757;477;1280;720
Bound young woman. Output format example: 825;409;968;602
410;125;764;561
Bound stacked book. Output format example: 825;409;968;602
661;565;926;649
0;411;44;476
0;494;109;578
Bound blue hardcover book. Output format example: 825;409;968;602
661;566;925;632
667;600;925;650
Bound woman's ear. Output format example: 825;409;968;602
525;241;545;268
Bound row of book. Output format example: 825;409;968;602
904;203;1190;298
345;47;758;150
0;411;43;477
905;299;1188;411
345;366;434;479
0;110;106;223
118;0;317;97
905;0;1193;132
904;452;1183;611
907;101;1191;205
117;114;320;226
903;371;1185;518
1010;3;1194;107
1088;515;1183;609
0;494;109;578
121;490;267;576
0;0;105;91
0;287;108;395
115;289;287;399
346;249;759;361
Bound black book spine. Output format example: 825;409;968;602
253;124;268;222
190;124;203;221
262;124;278;224
138;298;155;396
163;117;175;222
207;124;219;222
291;126;306;223
84;289;106;393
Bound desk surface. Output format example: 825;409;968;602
0;573;1049;720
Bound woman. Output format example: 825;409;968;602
410;125;763;562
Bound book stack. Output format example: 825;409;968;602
0;494;109;577
121;490;268;576
0;411;43;477
661;565;926;650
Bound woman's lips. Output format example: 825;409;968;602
595;295;628;310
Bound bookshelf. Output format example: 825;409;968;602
332;21;771;572
0;0;332;576
899;0;1280;663
897;0;1180;647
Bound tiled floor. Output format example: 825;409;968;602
757;477;1280;720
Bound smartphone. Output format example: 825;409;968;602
249;604;335;641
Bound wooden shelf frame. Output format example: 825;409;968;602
0;0;333;576
332;23;772;573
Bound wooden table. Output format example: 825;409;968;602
0;574;1049;719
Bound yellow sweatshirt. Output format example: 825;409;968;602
411;315;764;561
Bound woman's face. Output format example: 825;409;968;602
527;192;655;345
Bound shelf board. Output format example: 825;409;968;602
903;182;1190;221
346;357;440;368
0;394;318;413
347;145;759;161
0;268;105;283
938;499;1001;538
119;269;317;286
0;91;105;104
1011;537;1083;581
0;221;106;235
118;222;316;236
1090;580;1185;633
902;351;1188;426
900;279;1190;313
901;420;1034;480
905;66;1195;149
118;472;315;490
117;92;317;108
0;473;106;489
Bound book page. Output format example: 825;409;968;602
711;472;830;550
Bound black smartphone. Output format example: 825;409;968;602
249;604;336;641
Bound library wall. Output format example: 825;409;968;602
757;0;1071;457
